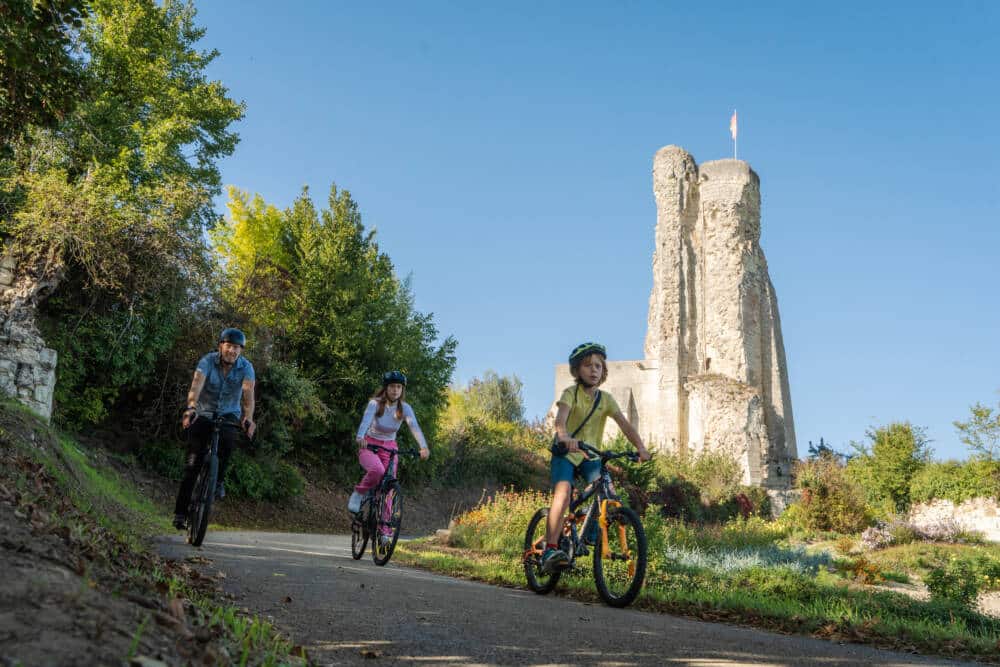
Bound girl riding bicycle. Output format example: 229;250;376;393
543;343;650;572
348;371;430;543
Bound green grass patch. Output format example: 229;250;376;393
867;542;1000;590
395;489;1000;663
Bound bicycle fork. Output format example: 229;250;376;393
598;499;635;576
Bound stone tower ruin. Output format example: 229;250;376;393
553;145;796;489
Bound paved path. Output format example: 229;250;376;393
157;532;976;666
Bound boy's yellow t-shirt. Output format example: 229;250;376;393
557;384;620;465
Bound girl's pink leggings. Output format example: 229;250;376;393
355;437;398;535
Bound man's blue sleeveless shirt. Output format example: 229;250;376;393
195;352;255;419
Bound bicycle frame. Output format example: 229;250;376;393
187;414;243;546
352;443;419;565
525;445;635;566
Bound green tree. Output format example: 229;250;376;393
0;0;88;150
954;401;1000;461
463;371;525;424
213;184;457;477
1;0;244;426
847;422;931;514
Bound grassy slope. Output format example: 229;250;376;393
0;399;303;666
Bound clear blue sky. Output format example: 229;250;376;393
193;2;998;461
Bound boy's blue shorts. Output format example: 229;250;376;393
550;453;601;488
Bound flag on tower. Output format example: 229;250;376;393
730;110;738;140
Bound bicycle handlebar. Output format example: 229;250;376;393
577;441;640;463
364;443;421;458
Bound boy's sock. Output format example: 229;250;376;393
547;543;558;550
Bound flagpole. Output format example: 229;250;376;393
730;109;738;160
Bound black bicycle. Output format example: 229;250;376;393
350;444;419;566
523;442;648;607
186;414;240;547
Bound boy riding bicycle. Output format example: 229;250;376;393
543;342;650;572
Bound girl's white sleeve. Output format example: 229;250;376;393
356;401;377;440
403;404;429;450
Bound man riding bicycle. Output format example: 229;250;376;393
172;328;257;530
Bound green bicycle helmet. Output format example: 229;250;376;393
382;370;407;387
568;342;606;364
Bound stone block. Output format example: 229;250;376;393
39;348;57;368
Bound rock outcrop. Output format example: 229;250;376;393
0;246;59;422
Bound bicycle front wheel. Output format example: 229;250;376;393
593;505;646;607
372;481;403;566
523;508;561;594
188;455;217;547
350;508;368;560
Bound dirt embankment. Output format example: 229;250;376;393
0;405;288;666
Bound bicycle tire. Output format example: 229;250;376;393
593;505;646;607
523;508;561;594
372;481;403;566
188;455;217;547
351;500;369;560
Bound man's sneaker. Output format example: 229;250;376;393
214;482;225;500
347;491;363;514
541;547;568;573
172;513;187;530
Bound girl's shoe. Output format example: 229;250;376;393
347;491;363;513
379;534;393;548
541;547;568;573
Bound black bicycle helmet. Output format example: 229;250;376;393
219;327;246;347
382;370;407;387
568;342;606;364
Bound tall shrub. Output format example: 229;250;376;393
785;457;872;534
847;422;931;514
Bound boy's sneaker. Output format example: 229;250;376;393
541;547;568;573
172;513;187;530
347;491;363;513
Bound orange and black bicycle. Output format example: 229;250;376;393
523;442;647;607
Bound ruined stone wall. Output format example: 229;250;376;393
550;145;797;489
909;498;1000;543
0;249;58;422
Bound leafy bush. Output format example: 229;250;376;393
834;536;857;555
860;520;920;550
425;416;548;489
135;440;184;481
842;556;884;584
910;460;1000;505
654;449;744;505
225;451;304;502
641;448;768;523
925;560;982;608
784;458;872;534
847;422;931;514
449;488;549;556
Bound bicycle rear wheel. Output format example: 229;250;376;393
523;508;561;594
372;481;403;566
187;455;217;547
593;505;646;607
